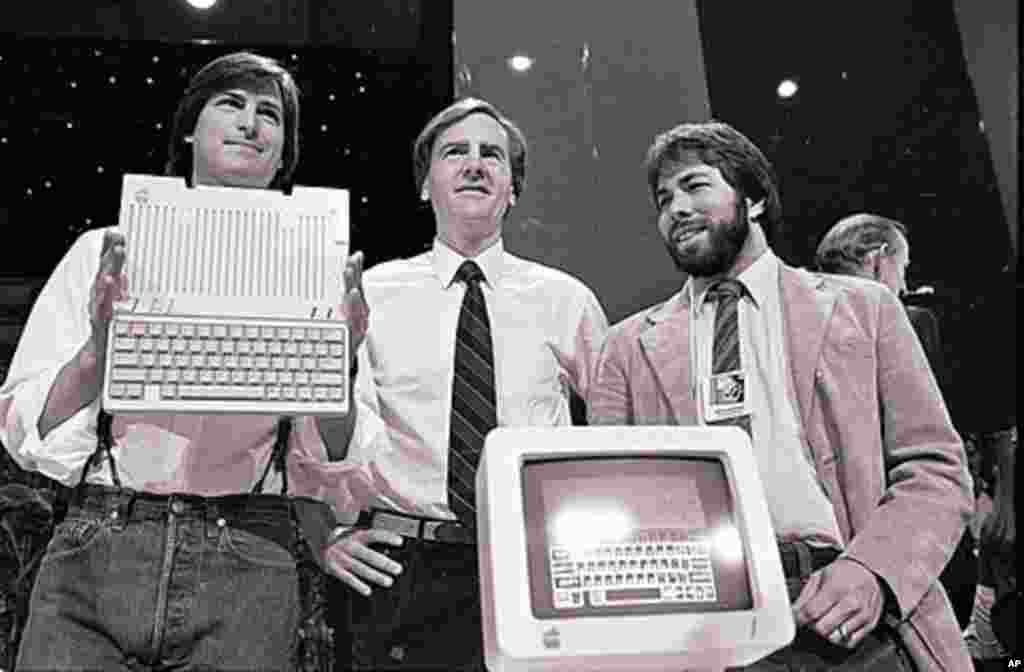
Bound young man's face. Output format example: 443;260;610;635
654;158;750;277
426;112;514;244
190;82;285;189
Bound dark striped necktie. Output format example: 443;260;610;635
448;260;497;526
705;279;751;437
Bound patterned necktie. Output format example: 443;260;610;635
448;260;497;526
705;279;751;437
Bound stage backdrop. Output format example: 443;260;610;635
452;1;711;324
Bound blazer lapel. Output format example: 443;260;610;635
638;291;699;423
780;265;835;426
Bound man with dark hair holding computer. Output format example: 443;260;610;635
1;51;369;671
322;97;608;671
587;121;973;671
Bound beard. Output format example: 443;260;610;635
663;199;750;277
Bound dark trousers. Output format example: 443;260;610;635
729;541;916;672
333;539;483;672
16;484;301;672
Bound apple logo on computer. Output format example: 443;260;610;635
542;627;561;650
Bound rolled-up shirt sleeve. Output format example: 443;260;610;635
1;229;107;486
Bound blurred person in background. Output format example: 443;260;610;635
964;425;1017;670
815;212;976;629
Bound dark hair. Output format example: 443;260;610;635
644;121;782;238
982;426;1017;549
412;97;527;202
815;213;908;275
165;52;301;190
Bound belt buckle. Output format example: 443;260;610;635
373;511;421;538
425;521;473;544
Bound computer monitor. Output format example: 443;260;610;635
476;425;794;672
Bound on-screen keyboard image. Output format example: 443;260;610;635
103;313;349;416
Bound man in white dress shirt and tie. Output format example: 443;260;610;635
323;97;609;671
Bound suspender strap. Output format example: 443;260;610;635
253;416;293;495
76;409;121;490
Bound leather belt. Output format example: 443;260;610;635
362;508;476;545
778;541;841;579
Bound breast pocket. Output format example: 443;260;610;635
498;337;569;426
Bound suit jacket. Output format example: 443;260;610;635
588;261;974;671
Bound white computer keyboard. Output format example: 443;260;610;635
549;530;717;608
102;313;349;415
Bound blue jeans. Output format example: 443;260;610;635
339;538;483;672
16;485;300;671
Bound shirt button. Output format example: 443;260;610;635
110;510;119;520
170;500;185;515
217;517;227;528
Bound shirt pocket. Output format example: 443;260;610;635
498;338;568;426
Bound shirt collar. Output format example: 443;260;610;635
432;236;505;289
687;248;776;310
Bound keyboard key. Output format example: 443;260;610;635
232;370;247;385
113;368;147;382
114;337;137;351
252;341;268;355
212;324;228;339
162;384;178;398
147;323;163;336
197;324;212;338
114;322;129;336
156;338;170;352
324;328;345;342
179;385;266;400
320;357;344;371
114;353;139;367
130;323;148;337
109;383;126;398
294;372;309;385
216;370;231;384
220;340;235;354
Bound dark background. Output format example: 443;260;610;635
0;0;1016;435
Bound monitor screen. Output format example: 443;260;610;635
522;456;752;619
477;426;794;672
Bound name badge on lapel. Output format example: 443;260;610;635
703;369;751;423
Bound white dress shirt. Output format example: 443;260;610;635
0;228;380;518
348;237;609;520
691;250;844;547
